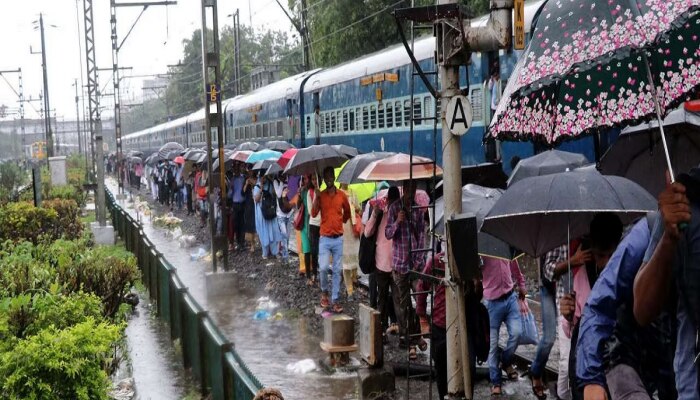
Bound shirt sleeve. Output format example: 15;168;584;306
385;202;399;240
543;245;566;282
342;192;351;223
575;219;650;389
510;259;527;292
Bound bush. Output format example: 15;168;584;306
0;241;55;298
43;199;83;240
0;202;58;244
47;185;85;208
0;319;121;400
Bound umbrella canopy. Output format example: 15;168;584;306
230;150;253;163
265;140;295;152
487;0;700;147
174;156;185;165
508;150;590;187
246;149;281;164
184;149;205;161
237;141;261;151
158;142;185;160
482;170;656;257
252;159;276;171
212;157;233;172
337;152;395;184
166;149;182;161
126;150;144;158
283;144;348;176
358;153;443;181
128;156;143;164
435;184;516;260
265;162;283;176
332;144;359;159
278;148;299;169
144;153;159;167
601;106;700;197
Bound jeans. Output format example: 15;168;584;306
277;215;291;261
486;291;522;386
606;364;651;400
176;186;184;210
319;235;343;303
530;285;557;378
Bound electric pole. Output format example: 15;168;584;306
73;79;82;155
38;14;54;158
275;0;311;71
0;69;25;158
201;0;229;272
228;10;242;96
110;1;176;193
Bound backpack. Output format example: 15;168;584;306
261;185;277;220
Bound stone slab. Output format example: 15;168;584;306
48;156;67;186
324;314;355;347
91;221;116;245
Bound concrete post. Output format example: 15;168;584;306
95;121;106;226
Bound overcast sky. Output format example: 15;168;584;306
0;0;293;122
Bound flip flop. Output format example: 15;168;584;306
502;364;518;380
530;376;547;400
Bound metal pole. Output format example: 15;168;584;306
110;0;123;192
39;14;54;159
74;79;82;155
300;0;310;71
19;70;25;159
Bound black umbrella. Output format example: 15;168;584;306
332;144;358;158
252;159;276;171
601;107;700;197
283;144;348;176
128;156;143;164
212;157;233;172
265;140;294;152
482;170;656;259
126;150;144;158
184;149;205;161
144;153;159;167
337;152;394;184
237;141;261;151
158;142;185;160
166;150;181;161
265;162;283;177
508;150;589;187
435;184;517;260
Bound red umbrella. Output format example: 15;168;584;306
277;148;298;169
174;156;185;164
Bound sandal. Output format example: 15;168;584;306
530;376;547;400
386;323;399;335
491;385;502;398
320;295;330;309
409;346;417;360
502;364;518;381
332;303;344;314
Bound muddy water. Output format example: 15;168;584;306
110;183;359;400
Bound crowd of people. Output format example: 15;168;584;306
117;151;700;400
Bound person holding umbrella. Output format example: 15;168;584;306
311;166;351;314
229;162;247;251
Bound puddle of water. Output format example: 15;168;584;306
109;181;360;400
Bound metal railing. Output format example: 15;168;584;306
105;189;263;400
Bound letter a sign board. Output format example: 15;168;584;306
514;0;525;50
445;95;473;136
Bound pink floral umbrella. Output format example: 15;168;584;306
488;0;700;181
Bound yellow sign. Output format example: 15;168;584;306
376;88;382;102
360;77;373;86
247;104;262;113
385;72;399;83
514;0;525;50
372;73;385;83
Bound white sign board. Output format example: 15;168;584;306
445;95;473;136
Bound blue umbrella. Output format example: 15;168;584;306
246;149;281;164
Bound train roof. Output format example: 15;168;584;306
304;0;545;92
224;69;321;113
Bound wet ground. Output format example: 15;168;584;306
113;180;561;400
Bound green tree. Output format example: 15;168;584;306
0;162;27;201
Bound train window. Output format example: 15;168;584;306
330;112;336;133
277;121;284;137
306;116;311;135
349;110;355;131
424;96;433;120
386;103;394;128
436;97;442;116
343;110;349;132
355;108;361;131
378;106;385;129
413;98;422;125
325;113;331;134
470;87;483;122
404;100;411;126
370;105;377;130
362;107;369;130
244;126;250;139
263;123;270;137
256;124;262;138
394;101;402;127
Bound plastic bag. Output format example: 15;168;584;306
190;247;207;261
518;299;539;346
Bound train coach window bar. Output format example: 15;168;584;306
263;123;270;138
362;107;369;130
256;124;262;138
355;108;361;131
394;101;402;127
424;96;433;122
245;126;250;139
378;105;385;129
343;110;349;132
325;113;331;135
386;102;394;128
349;110;355;131
331;112;337;134
370;105;377;130
403;100;411;126
470;87;483;122
306;116;311;135
336;111;342;133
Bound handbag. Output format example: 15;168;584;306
293;202;305;231
518;299;539;346
358;207;381;274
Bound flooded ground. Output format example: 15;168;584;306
110;181;559;399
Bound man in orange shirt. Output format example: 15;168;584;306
312;166;351;313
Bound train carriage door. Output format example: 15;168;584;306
311;83;320;145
